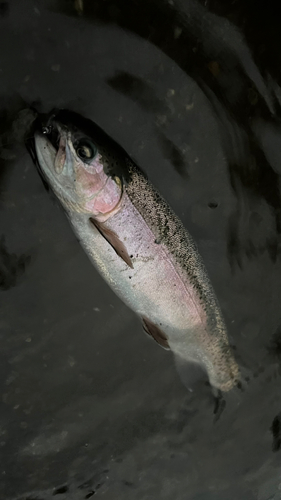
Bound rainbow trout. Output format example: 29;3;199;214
31;110;239;392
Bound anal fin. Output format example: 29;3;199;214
90;217;134;269
142;316;170;350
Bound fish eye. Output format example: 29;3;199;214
75;139;97;161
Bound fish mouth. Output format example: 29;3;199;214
42;123;60;151
40;109;63;151
27;108;67;163
25;116;50;190
25;110;59;160
25;110;65;194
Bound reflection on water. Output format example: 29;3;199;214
1;0;281;499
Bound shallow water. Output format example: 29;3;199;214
1;0;281;498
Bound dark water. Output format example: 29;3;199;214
1;0;281;498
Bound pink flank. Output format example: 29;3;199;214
75;154;122;215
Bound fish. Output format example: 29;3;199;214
30;109;239;392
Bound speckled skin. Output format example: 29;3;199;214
34;111;239;392
69;161;239;392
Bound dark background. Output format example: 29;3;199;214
1;0;281;498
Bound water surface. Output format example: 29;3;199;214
1;1;281;498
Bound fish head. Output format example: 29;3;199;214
32;110;127;219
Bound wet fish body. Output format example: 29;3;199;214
32;110;239;392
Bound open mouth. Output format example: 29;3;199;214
41;115;61;152
44;127;59;150
25;123;50;190
25;112;63;191
25;111;61;160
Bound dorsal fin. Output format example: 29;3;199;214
90;217;134;269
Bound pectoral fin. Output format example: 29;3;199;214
90;217;134;269
142;316;170;350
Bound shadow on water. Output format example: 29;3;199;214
0;236;31;291
107;72;188;176
157;131;188;178
107;72;168;114
0;97;35;288
0;1;9;18
0;95;37;203
204;0;281;83
54;0;281;270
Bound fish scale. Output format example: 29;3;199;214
32;109;239;392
